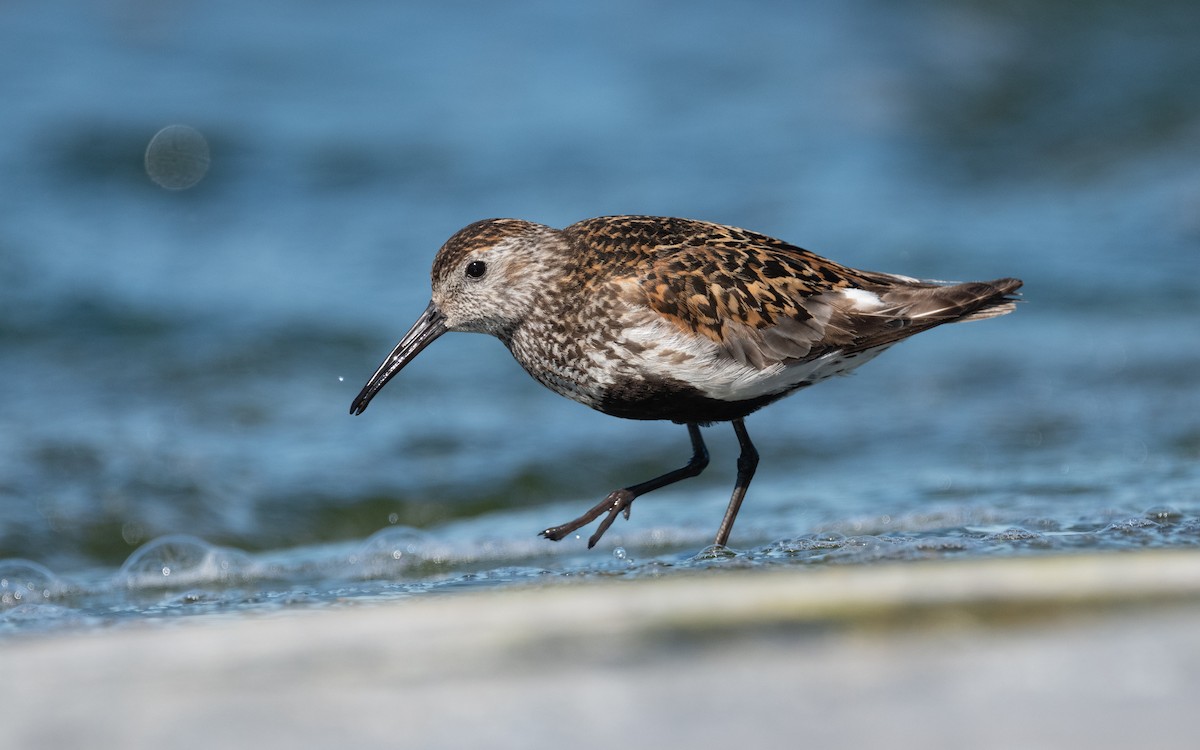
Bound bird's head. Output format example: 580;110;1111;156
428;218;559;336
349;218;560;415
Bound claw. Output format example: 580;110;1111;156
537;423;710;547
540;489;635;547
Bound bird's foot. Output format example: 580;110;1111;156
539;488;636;548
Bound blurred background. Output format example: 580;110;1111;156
1;0;1198;629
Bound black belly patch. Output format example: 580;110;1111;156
597;374;790;424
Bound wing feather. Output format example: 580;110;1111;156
569;216;1022;371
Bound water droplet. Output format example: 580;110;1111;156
612;547;627;561
144;124;210;190
338;376;345;382
121;521;144;546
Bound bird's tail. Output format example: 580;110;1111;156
873;277;1024;324
945;277;1024;322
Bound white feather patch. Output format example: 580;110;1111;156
839;288;885;310
619;313;889;401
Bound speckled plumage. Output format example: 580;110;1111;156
351;216;1022;548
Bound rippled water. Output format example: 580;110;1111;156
5;505;1200;635
2;0;1199;636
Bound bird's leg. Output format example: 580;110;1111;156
712;418;758;548
540;423;709;548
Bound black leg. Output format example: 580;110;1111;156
713;418;758;547
540;423;709;548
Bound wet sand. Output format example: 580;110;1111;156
8;550;1200;749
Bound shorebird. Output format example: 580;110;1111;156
350;216;1021;548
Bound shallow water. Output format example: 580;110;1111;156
2;0;1199;636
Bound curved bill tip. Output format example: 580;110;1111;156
349;301;447;415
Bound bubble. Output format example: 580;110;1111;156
612;546;627;561
692;544;737;560
984;527;1044;542
144;124;210;190
117;534;249;588
354;525;433;574
0;559;68;606
811;531;846;548
1144;506;1183;524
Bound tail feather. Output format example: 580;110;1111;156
827;276;1022;355
879;277;1023;323
945;277;1023;322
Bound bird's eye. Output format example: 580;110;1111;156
465;260;487;279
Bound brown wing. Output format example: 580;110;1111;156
566;216;1022;370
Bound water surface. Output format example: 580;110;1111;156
2;0;1198;635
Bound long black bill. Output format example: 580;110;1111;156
349;301;447;415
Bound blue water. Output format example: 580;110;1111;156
2;0;1199;635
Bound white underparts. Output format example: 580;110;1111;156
619;313;887;402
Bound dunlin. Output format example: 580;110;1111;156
351;216;1021;548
